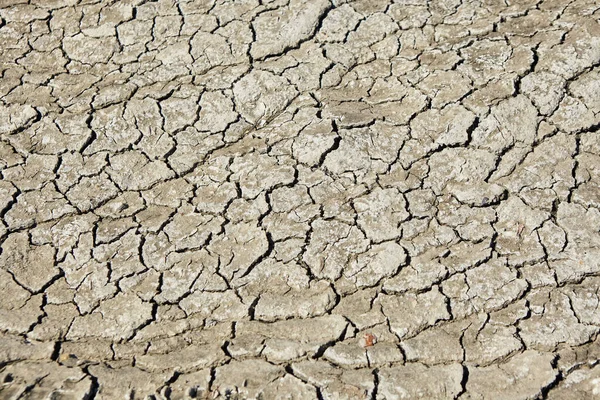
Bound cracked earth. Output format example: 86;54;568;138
1;0;600;399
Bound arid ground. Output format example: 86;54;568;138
1;0;600;398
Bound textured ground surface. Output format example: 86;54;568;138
1;0;600;399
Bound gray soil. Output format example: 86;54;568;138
1;0;600;398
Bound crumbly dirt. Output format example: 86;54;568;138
1;0;599;399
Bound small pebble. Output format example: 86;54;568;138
359;333;377;348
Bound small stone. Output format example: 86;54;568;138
359;333;377;348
